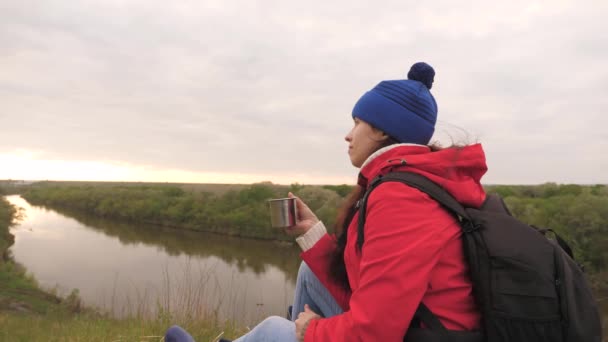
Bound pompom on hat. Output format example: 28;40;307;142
352;62;438;145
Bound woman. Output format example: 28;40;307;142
166;62;486;342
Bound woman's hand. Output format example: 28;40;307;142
295;304;321;342
283;192;319;236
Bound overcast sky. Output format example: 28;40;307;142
1;0;607;185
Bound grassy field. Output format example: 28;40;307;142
0;196;245;341
0;313;243;342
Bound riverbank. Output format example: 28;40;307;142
0;197;244;341
0;197;57;315
21;181;345;241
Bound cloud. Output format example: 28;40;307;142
1;0;607;184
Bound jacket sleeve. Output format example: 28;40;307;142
304;183;459;342
301;233;352;311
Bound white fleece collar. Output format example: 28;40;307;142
360;143;428;170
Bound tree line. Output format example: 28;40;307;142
20;183;343;241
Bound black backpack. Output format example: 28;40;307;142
357;171;602;342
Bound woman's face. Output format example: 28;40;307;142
345;118;387;168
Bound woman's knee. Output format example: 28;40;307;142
258;315;291;329
249;316;295;341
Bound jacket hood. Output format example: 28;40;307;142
358;143;488;208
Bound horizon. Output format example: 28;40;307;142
2;178;606;187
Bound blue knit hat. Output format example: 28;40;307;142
352;62;438;145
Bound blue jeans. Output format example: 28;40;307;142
165;262;343;342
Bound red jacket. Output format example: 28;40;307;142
302;144;487;342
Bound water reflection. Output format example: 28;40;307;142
46;204;301;282
7;195;301;325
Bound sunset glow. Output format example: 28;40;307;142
0;150;352;185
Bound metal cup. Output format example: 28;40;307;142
268;197;298;228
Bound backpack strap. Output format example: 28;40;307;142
410;302;448;332
357;172;471;249
536;227;577;263
381;172;469;218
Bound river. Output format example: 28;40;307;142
5;195;301;326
